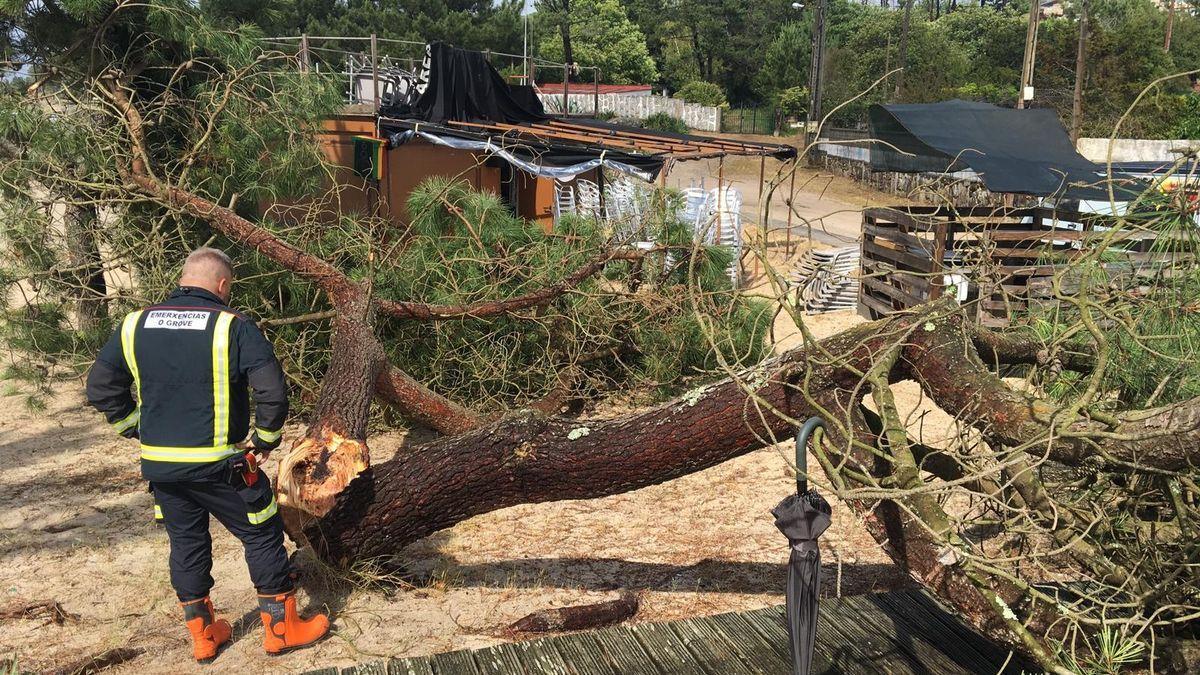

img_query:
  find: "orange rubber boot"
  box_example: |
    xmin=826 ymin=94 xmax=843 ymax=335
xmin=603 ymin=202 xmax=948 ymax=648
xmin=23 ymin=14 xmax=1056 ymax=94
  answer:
xmin=181 ymin=597 xmax=232 ymax=663
xmin=258 ymin=590 xmax=329 ymax=654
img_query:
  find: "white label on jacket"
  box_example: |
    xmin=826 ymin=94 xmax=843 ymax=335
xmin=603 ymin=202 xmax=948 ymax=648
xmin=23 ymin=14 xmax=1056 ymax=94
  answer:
xmin=144 ymin=310 xmax=212 ymax=330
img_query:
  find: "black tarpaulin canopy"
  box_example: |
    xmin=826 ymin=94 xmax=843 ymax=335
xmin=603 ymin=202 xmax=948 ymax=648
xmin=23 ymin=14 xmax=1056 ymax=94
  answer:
xmin=380 ymin=41 xmax=548 ymax=125
xmin=868 ymin=100 xmax=1138 ymax=200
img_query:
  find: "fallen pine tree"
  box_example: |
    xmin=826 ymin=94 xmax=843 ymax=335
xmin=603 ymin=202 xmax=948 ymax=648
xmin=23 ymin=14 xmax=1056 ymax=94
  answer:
xmin=6 ymin=7 xmax=1200 ymax=671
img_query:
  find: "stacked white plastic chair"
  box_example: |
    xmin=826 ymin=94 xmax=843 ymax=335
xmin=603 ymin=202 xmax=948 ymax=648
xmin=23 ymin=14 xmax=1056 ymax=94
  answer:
xmin=606 ymin=177 xmax=647 ymax=241
xmin=552 ymin=181 xmax=577 ymax=226
xmin=680 ymin=187 xmax=708 ymax=233
xmin=706 ymin=186 xmax=743 ymax=286
xmin=792 ymin=246 xmax=860 ymax=313
xmin=576 ymin=179 xmax=603 ymax=220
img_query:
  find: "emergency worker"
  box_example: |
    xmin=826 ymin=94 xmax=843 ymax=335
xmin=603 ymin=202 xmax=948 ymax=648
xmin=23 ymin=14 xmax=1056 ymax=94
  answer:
xmin=86 ymin=247 xmax=329 ymax=662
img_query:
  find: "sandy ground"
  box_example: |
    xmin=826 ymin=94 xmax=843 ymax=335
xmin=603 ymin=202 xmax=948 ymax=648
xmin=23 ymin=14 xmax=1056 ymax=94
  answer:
xmin=0 ymin=167 xmax=929 ymax=673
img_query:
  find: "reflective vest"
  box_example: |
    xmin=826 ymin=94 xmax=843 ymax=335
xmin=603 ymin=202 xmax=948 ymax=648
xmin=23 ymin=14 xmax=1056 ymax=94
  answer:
xmin=87 ymin=287 xmax=287 ymax=482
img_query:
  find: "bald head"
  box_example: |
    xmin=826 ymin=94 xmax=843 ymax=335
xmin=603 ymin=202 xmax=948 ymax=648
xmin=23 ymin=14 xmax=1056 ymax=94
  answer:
xmin=180 ymin=247 xmax=234 ymax=303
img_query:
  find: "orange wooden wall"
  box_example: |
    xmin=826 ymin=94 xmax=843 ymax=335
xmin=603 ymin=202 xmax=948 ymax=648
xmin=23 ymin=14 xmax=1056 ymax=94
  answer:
xmin=285 ymin=113 xmax=594 ymax=234
xmin=314 ymin=114 xmax=502 ymax=223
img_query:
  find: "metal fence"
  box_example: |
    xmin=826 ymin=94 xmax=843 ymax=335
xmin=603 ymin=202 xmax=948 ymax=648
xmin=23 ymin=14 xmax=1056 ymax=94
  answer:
xmin=260 ymin=35 xmax=598 ymax=113
xmin=720 ymin=107 xmax=781 ymax=135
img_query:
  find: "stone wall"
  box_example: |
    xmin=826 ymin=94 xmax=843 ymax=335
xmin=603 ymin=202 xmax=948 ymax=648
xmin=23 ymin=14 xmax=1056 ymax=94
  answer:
xmin=1077 ymin=137 xmax=1200 ymax=163
xmin=537 ymin=93 xmax=721 ymax=132
xmin=814 ymin=144 xmax=1020 ymax=207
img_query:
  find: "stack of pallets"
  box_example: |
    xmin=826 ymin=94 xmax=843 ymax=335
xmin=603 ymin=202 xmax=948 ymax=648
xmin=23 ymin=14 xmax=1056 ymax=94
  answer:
xmin=793 ymin=246 xmax=860 ymax=313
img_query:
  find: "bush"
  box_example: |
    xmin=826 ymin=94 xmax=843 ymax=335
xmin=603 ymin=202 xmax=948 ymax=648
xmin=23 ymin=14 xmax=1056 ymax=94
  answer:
xmin=641 ymin=112 xmax=690 ymax=134
xmin=1170 ymin=93 xmax=1200 ymax=140
xmin=675 ymin=80 xmax=727 ymax=107
xmin=776 ymin=86 xmax=809 ymax=118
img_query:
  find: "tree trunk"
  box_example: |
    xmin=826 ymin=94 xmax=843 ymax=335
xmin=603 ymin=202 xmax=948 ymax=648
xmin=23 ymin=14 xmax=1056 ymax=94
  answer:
xmin=894 ymin=0 xmax=915 ymax=99
xmin=62 ymin=200 xmax=106 ymax=332
xmin=286 ymin=306 xmax=1039 ymax=653
xmin=278 ymin=302 xmax=380 ymax=519
xmin=1166 ymin=0 xmax=1175 ymax=53
xmin=690 ymin=26 xmax=706 ymax=82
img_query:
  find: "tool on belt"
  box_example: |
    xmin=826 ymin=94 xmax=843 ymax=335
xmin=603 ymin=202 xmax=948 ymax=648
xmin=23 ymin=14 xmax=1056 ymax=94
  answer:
xmin=228 ymin=452 xmax=260 ymax=487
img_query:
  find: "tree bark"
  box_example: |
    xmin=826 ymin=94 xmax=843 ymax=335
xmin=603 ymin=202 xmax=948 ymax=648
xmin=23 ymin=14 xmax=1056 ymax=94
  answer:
xmin=509 ymin=592 xmax=638 ymax=633
xmin=299 ymin=315 xmax=889 ymax=560
xmin=1165 ymin=0 xmax=1175 ymax=53
xmin=557 ymin=0 xmax=574 ymax=71
xmin=907 ymin=313 xmax=1200 ymax=471
xmin=277 ymin=302 xmax=380 ymax=518
xmin=62 ymin=200 xmax=106 ymax=332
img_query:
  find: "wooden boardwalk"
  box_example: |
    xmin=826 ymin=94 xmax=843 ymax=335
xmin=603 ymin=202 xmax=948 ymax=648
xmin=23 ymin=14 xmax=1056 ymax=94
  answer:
xmin=306 ymin=589 xmax=1031 ymax=674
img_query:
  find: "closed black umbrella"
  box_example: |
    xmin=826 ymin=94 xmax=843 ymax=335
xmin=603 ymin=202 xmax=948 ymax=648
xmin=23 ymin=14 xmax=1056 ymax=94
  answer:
xmin=772 ymin=417 xmax=833 ymax=675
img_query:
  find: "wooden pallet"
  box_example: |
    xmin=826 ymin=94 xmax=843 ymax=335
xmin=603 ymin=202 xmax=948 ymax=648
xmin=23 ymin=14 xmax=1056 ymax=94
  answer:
xmin=857 ymin=205 xmax=1184 ymax=326
xmin=305 ymin=589 xmax=1031 ymax=675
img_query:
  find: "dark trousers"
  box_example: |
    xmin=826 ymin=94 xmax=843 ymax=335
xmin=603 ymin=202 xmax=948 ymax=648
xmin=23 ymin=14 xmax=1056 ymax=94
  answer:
xmin=151 ymin=472 xmax=293 ymax=602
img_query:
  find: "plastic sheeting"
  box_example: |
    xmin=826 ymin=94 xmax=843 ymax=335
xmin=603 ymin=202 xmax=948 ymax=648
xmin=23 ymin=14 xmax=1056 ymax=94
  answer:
xmin=386 ymin=123 xmax=662 ymax=181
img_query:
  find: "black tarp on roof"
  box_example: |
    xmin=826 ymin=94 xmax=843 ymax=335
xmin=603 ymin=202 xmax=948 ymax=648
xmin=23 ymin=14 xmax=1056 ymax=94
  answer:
xmin=380 ymin=41 xmax=547 ymax=124
xmin=868 ymin=100 xmax=1139 ymax=199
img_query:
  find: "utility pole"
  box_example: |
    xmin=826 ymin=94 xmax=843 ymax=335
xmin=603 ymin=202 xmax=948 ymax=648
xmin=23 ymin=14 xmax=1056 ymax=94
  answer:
xmin=894 ymin=0 xmax=915 ymax=99
xmin=1070 ymin=0 xmax=1088 ymax=143
xmin=806 ymin=0 xmax=828 ymax=147
xmin=1017 ymin=0 xmax=1041 ymax=109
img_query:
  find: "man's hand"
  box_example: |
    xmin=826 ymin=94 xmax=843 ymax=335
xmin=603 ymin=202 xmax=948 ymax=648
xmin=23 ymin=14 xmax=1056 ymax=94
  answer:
xmin=236 ymin=440 xmax=271 ymax=462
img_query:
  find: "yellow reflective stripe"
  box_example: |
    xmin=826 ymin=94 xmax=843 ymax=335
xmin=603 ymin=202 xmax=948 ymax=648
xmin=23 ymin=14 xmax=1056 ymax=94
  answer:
xmin=111 ymin=407 xmax=140 ymax=433
xmin=153 ymin=504 xmax=163 ymax=520
xmin=255 ymin=427 xmax=282 ymax=443
xmin=211 ymin=312 xmax=235 ymax=449
xmin=247 ymin=495 xmax=278 ymax=525
xmin=120 ymin=310 xmax=145 ymax=401
xmin=140 ymin=444 xmax=239 ymax=463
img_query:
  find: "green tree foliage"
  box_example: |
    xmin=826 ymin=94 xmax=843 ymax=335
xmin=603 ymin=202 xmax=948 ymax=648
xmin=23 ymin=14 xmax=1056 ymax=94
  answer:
xmin=0 ymin=0 xmax=345 ymax=406
xmin=819 ymin=6 xmax=971 ymax=125
xmin=618 ymin=0 xmax=797 ymax=102
xmin=755 ymin=21 xmax=811 ymax=104
xmin=611 ymin=0 xmax=1200 ymax=136
xmin=537 ymin=0 xmax=658 ymax=84
xmin=674 ymin=80 xmax=726 ymax=107
xmin=937 ymin=6 xmax=1025 ymax=101
xmin=279 ymin=0 xmax=525 ymax=55
xmin=1169 ymin=93 xmax=1200 ymax=139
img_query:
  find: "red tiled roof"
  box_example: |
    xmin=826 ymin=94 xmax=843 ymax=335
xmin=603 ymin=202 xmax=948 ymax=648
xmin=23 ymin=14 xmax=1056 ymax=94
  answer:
xmin=536 ymin=83 xmax=653 ymax=95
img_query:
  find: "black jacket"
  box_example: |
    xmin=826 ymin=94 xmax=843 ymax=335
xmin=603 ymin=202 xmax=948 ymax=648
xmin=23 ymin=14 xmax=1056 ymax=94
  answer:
xmin=86 ymin=287 xmax=288 ymax=482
